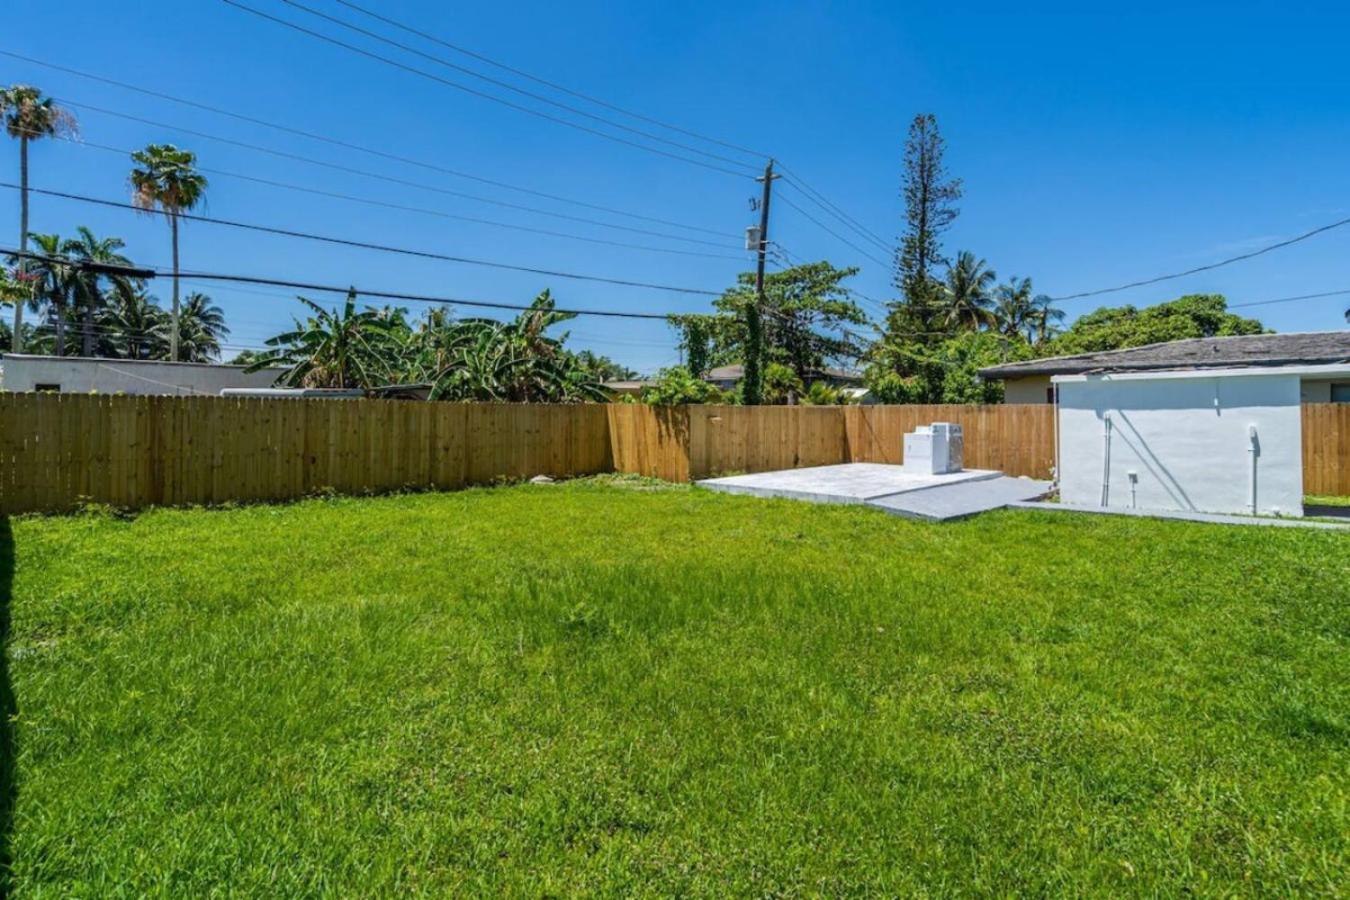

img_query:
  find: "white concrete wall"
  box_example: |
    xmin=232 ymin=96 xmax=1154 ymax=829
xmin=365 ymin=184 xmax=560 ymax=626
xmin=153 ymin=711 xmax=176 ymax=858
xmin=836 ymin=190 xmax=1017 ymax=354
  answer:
xmin=0 ymin=356 xmax=286 ymax=396
xmin=1003 ymin=375 xmax=1052 ymax=404
xmin=1058 ymin=373 xmax=1304 ymax=516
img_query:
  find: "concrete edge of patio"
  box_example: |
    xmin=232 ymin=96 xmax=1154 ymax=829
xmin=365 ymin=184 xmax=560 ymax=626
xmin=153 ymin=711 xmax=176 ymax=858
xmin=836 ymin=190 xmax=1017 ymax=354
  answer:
xmin=1010 ymin=501 xmax=1350 ymax=529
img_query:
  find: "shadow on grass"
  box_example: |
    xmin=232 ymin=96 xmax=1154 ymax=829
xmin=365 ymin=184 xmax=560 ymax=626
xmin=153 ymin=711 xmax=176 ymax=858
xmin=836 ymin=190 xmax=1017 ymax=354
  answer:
xmin=0 ymin=517 xmax=13 ymax=895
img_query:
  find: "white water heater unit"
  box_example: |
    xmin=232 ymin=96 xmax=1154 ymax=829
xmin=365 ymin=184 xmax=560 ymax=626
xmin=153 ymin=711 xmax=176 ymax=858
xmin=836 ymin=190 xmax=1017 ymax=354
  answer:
xmin=904 ymin=422 xmax=963 ymax=475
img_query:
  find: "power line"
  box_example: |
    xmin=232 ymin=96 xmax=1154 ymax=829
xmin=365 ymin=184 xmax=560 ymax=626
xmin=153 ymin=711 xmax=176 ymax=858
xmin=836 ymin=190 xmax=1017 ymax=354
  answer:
xmin=775 ymin=168 xmax=892 ymax=253
xmin=776 ymin=192 xmax=891 ymax=268
xmin=54 ymin=97 xmax=743 ymax=250
xmin=3 ymin=248 xmax=682 ymax=320
xmin=0 ymin=49 xmax=738 ymax=239
xmin=1 ymin=184 xmax=724 ymax=296
xmin=1047 ymin=216 xmax=1350 ymax=302
xmin=330 ymin=0 xmax=771 ymax=161
xmin=276 ymin=0 xmax=762 ymax=172
xmin=221 ymin=0 xmax=756 ymax=179
xmin=62 ymin=136 xmax=749 ymax=262
xmin=767 ymin=239 xmax=892 ymax=321
xmin=1229 ymin=288 xmax=1350 ymax=309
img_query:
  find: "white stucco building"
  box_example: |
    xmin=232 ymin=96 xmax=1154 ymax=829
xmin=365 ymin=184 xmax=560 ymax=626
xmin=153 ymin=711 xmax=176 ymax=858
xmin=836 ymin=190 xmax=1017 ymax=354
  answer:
xmin=0 ymin=354 xmax=288 ymax=396
xmin=981 ymin=332 xmax=1350 ymax=517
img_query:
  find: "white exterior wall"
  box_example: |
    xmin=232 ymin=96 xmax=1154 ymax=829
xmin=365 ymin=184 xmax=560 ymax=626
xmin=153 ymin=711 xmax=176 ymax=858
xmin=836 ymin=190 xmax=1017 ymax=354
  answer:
xmin=1057 ymin=373 xmax=1304 ymax=517
xmin=0 ymin=356 xmax=286 ymax=396
xmin=1002 ymin=375 xmax=1052 ymax=404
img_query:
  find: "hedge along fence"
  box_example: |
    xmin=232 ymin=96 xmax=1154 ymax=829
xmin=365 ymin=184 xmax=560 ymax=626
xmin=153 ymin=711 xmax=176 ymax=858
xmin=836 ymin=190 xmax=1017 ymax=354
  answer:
xmin=2 ymin=394 xmax=1344 ymax=514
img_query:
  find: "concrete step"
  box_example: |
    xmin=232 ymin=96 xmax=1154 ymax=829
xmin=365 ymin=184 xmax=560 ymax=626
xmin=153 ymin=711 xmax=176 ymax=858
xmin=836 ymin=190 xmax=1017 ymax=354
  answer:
xmin=866 ymin=477 xmax=1053 ymax=522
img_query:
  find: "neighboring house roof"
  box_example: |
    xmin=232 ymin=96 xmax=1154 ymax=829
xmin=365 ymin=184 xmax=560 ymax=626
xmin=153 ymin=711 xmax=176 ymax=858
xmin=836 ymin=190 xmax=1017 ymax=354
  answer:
xmin=0 ymin=352 xmax=287 ymax=372
xmin=601 ymin=380 xmax=652 ymax=392
xmin=704 ymin=363 xmax=863 ymax=384
xmin=979 ymin=331 xmax=1350 ymax=379
xmin=368 ymin=383 xmax=434 ymax=401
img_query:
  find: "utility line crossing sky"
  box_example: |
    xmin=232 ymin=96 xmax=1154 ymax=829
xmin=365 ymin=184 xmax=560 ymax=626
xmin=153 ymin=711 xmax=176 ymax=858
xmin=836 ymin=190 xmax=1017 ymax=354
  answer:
xmin=5 ymin=0 xmax=1348 ymax=370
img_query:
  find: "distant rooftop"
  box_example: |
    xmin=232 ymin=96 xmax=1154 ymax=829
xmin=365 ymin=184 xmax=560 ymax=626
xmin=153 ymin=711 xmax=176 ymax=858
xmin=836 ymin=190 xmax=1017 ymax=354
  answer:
xmin=979 ymin=331 xmax=1350 ymax=379
xmin=0 ymin=353 xmax=287 ymax=371
xmin=705 ymin=364 xmax=862 ymax=384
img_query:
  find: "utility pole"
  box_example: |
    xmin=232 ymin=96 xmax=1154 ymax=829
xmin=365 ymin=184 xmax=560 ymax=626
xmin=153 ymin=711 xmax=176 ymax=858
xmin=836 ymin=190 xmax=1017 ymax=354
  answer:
xmin=744 ymin=159 xmax=777 ymax=406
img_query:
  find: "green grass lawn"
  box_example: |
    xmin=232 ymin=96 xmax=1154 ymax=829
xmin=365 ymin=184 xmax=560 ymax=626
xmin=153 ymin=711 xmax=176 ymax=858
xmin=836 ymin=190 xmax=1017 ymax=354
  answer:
xmin=2 ymin=478 xmax=1346 ymax=895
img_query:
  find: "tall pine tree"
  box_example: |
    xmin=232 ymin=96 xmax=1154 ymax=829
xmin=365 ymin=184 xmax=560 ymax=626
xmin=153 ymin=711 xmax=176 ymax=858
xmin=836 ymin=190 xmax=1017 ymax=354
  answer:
xmin=888 ymin=113 xmax=962 ymax=339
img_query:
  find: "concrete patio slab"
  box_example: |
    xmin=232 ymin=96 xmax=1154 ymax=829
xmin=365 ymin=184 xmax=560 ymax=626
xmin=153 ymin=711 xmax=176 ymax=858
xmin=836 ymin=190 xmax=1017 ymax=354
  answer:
xmin=869 ymin=477 xmax=1054 ymax=522
xmin=698 ymin=463 xmax=1001 ymax=505
xmin=1010 ymin=501 xmax=1350 ymax=530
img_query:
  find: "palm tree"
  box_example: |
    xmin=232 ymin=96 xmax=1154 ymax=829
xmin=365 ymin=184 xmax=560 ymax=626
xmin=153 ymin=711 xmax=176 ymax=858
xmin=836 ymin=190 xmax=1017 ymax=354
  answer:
xmin=100 ymin=283 xmax=167 ymax=359
xmin=993 ymin=276 xmax=1036 ymax=340
xmin=247 ymin=290 xmax=398 ymax=388
xmin=1 ymin=85 xmax=76 ymax=352
xmin=1028 ymin=294 xmax=1066 ymax=346
xmin=64 ymin=227 xmax=133 ymax=356
xmin=940 ymin=251 xmax=997 ymax=330
xmin=25 ymin=233 xmax=77 ymax=355
xmin=169 ymin=291 xmax=229 ymax=362
xmin=427 ymin=292 xmax=607 ymax=402
xmin=129 ymin=144 xmax=207 ymax=361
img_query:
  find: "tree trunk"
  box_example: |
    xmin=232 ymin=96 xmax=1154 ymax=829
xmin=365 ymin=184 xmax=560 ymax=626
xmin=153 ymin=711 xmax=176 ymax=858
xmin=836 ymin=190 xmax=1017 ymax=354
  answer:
xmin=170 ymin=213 xmax=180 ymax=362
xmin=13 ymin=136 xmax=27 ymax=352
xmin=82 ymin=286 xmax=95 ymax=357
xmin=54 ymin=297 xmax=64 ymax=356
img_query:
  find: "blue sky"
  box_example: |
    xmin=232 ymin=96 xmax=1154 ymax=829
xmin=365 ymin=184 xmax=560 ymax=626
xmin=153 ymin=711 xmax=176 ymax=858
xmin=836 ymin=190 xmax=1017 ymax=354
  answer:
xmin=5 ymin=0 xmax=1348 ymax=371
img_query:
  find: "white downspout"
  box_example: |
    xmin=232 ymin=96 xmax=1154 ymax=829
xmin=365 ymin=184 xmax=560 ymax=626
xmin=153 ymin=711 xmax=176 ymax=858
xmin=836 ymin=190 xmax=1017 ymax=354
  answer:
xmin=1247 ymin=424 xmax=1259 ymax=515
xmin=1100 ymin=413 xmax=1112 ymax=507
xmin=1052 ymin=382 xmax=1061 ymax=489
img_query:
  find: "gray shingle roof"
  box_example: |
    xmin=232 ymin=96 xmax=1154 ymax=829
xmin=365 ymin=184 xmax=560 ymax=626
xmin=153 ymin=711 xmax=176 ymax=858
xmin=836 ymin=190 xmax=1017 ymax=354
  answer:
xmin=979 ymin=331 xmax=1350 ymax=378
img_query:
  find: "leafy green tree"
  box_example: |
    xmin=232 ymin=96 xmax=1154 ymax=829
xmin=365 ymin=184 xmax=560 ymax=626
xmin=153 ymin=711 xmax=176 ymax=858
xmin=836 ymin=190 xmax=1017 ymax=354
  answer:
xmin=866 ymin=330 xmax=1032 ymax=404
xmin=248 ymin=290 xmax=400 ymax=388
xmin=888 ymin=113 xmax=962 ymax=336
xmin=130 ymin=144 xmax=208 ymax=361
xmin=64 ymin=227 xmax=134 ymax=356
xmin=675 ymin=262 xmax=868 ymax=390
xmin=1027 ymin=295 xmax=1065 ymax=346
xmin=940 ymin=251 xmax=996 ymax=329
xmin=1049 ymin=294 xmax=1267 ymax=355
xmin=570 ymin=350 xmax=636 ymax=382
xmin=0 ymin=265 xmax=33 ymax=350
xmin=169 ymin=291 xmax=229 ymax=362
xmin=226 ymin=348 xmax=266 ymax=367
xmin=639 ymin=366 xmax=733 ymax=406
xmin=761 ymin=362 xmax=805 ymax=405
xmin=1 ymin=85 xmax=76 ymax=352
xmin=406 ymin=291 xmax=608 ymax=402
xmin=802 ymin=380 xmax=847 ymax=405
xmin=672 ymin=315 xmax=712 ymax=378
xmin=993 ymin=276 xmax=1036 ymax=339
xmin=100 ymin=283 xmax=168 ymax=359
xmin=24 ymin=233 xmax=77 ymax=355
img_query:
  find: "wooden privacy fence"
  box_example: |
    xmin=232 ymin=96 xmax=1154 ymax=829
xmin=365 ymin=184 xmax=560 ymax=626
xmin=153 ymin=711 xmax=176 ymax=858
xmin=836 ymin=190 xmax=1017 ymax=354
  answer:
xmin=0 ymin=394 xmax=613 ymax=514
xmin=0 ymin=394 xmax=1345 ymax=514
xmin=1303 ymin=403 xmax=1350 ymax=496
xmin=609 ymin=404 xmax=1057 ymax=483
